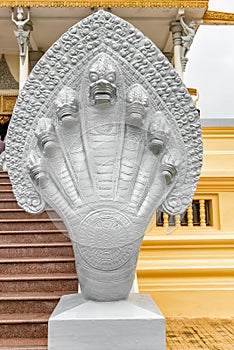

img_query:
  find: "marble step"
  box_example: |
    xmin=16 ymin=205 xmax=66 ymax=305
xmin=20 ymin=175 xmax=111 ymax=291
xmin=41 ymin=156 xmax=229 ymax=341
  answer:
xmin=0 ymin=209 xmax=61 ymax=220
xmin=0 ymin=291 xmax=74 ymax=314
xmin=0 ymin=183 xmax=12 ymax=191
xmin=0 ymin=257 xmax=76 ymax=275
xmin=0 ymin=230 xmax=70 ymax=243
xmin=0 ymin=219 xmax=66 ymax=231
xmin=0 ymin=171 xmax=8 ymax=176
xmin=0 ymin=199 xmax=21 ymax=209
xmin=0 ymin=313 xmax=49 ymax=339
xmin=0 ymin=179 xmax=11 ymax=185
xmin=0 ymin=337 xmax=47 ymax=349
xmin=0 ymin=171 xmax=76 ymax=346
xmin=0 ymin=190 xmax=15 ymax=199
xmin=0 ymin=274 xmax=78 ymax=292
xmin=0 ymin=243 xmax=73 ymax=258
xmin=0 ymin=174 xmax=11 ymax=184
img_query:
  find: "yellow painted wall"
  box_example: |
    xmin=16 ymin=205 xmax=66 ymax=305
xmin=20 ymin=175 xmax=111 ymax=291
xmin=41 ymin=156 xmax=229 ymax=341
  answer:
xmin=219 ymin=192 xmax=234 ymax=231
xmin=138 ymin=127 xmax=234 ymax=317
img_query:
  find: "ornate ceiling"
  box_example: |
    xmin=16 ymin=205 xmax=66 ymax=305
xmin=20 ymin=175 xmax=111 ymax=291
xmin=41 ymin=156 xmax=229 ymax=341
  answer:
xmin=0 ymin=6 xmax=207 ymax=55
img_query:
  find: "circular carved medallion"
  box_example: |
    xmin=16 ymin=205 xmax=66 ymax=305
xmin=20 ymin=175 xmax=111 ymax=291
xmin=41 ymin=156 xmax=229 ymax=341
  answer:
xmin=76 ymin=209 xmax=139 ymax=270
xmin=78 ymin=209 xmax=135 ymax=248
xmin=77 ymin=242 xmax=139 ymax=271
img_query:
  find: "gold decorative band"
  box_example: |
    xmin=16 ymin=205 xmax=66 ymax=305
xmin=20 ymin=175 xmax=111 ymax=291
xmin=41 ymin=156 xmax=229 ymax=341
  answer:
xmin=203 ymin=11 xmax=234 ymax=25
xmin=188 ymin=88 xmax=197 ymax=96
xmin=0 ymin=0 xmax=209 ymax=8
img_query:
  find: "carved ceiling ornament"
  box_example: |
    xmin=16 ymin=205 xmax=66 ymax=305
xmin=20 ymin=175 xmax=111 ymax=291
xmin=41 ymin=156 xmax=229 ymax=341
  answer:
xmin=6 ymin=10 xmax=202 ymax=301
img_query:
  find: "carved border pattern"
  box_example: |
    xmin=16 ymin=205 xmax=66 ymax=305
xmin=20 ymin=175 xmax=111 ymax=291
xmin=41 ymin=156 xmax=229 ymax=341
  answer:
xmin=6 ymin=10 xmax=202 ymax=215
xmin=203 ymin=11 xmax=234 ymax=25
xmin=0 ymin=0 xmax=209 ymax=8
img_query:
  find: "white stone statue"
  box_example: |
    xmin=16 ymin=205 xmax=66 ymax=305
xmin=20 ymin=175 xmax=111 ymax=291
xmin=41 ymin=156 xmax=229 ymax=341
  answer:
xmin=11 ymin=7 xmax=31 ymax=62
xmin=5 ymin=10 xmax=202 ymax=302
xmin=180 ymin=16 xmax=196 ymax=57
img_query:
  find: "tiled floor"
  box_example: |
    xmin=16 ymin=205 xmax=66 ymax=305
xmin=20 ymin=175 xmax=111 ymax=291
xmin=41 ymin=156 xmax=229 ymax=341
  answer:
xmin=0 ymin=318 xmax=233 ymax=349
xmin=166 ymin=318 xmax=234 ymax=349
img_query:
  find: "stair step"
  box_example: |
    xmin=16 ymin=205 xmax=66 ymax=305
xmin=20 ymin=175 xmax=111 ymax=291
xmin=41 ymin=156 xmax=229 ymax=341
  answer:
xmin=0 ymin=312 xmax=49 ymax=323
xmin=0 ymin=257 xmax=76 ymax=275
xmin=0 ymin=313 xmax=49 ymax=339
xmin=0 ymin=170 xmax=11 ymax=185
xmin=0 ymin=171 xmax=8 ymax=176
xmin=0 ymin=291 xmax=74 ymax=314
xmin=0 ymin=337 xmax=47 ymax=349
xmin=0 ymin=199 xmax=20 ymax=209
xmin=0 ymin=243 xmax=73 ymax=258
xmin=0 ymin=190 xmax=15 ymax=199
xmin=0 ymin=209 xmax=61 ymax=220
xmin=0 ymin=219 xmax=66 ymax=231
xmin=0 ymin=170 xmax=77 ymax=344
xmin=0 ymin=274 xmax=78 ymax=292
xmin=0 ymin=183 xmax=12 ymax=190
xmin=0 ymin=175 xmax=11 ymax=183
xmin=0 ymin=230 xmax=70 ymax=243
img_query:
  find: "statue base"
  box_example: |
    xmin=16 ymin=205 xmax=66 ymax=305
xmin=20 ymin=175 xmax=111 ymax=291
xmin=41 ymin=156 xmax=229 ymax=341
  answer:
xmin=48 ymin=293 xmax=166 ymax=350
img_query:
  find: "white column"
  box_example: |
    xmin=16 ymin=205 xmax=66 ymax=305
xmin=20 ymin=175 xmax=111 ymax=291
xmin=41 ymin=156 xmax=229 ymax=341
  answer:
xmin=19 ymin=47 xmax=29 ymax=91
xmin=170 ymin=21 xmax=183 ymax=79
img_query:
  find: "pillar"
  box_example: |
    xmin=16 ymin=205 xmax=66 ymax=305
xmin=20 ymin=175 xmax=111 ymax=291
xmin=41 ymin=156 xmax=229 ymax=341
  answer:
xmin=19 ymin=47 xmax=29 ymax=91
xmin=170 ymin=21 xmax=183 ymax=79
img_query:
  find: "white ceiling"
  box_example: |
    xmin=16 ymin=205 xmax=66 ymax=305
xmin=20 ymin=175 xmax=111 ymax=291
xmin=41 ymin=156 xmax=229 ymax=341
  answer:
xmin=0 ymin=7 xmax=206 ymax=55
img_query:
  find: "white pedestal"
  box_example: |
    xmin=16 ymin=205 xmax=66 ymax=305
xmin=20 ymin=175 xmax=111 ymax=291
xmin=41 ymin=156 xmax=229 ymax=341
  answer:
xmin=48 ymin=293 xmax=166 ymax=350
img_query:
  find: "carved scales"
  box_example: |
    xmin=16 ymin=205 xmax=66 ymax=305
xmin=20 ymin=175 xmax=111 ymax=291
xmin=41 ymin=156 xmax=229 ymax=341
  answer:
xmin=6 ymin=10 xmax=202 ymax=301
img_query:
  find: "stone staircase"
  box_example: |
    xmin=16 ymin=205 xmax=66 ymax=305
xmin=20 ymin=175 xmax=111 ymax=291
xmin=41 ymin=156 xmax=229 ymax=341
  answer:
xmin=0 ymin=169 xmax=78 ymax=349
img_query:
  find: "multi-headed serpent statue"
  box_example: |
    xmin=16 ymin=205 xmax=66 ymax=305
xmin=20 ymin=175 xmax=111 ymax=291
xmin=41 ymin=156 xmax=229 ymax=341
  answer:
xmin=5 ymin=10 xmax=202 ymax=302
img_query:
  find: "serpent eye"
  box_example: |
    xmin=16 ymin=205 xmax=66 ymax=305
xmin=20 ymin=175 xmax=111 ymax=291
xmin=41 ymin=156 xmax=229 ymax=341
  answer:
xmin=89 ymin=72 xmax=99 ymax=82
xmin=106 ymin=72 xmax=116 ymax=83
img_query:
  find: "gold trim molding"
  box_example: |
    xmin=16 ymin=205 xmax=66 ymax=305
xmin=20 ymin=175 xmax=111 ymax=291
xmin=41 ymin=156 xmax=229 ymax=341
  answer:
xmin=0 ymin=0 xmax=209 ymax=8
xmin=141 ymin=234 xmax=234 ymax=251
xmin=203 ymin=11 xmax=234 ymax=25
xmin=202 ymin=127 xmax=234 ymax=137
xmin=197 ymin=176 xmax=234 ymax=192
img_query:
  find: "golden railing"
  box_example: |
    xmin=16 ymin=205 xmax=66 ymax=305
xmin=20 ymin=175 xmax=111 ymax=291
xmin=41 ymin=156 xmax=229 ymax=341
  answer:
xmin=156 ymin=199 xmax=211 ymax=228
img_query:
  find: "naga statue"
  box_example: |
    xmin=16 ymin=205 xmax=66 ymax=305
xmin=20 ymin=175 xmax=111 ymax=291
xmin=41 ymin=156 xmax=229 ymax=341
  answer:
xmin=5 ymin=10 xmax=202 ymax=302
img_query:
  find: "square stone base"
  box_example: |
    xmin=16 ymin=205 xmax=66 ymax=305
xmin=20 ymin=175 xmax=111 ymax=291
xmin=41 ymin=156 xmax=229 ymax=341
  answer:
xmin=48 ymin=293 xmax=166 ymax=350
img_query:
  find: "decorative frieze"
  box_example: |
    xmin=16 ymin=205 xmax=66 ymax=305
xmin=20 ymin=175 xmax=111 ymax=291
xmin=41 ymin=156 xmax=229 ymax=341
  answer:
xmin=0 ymin=1 xmax=210 ymax=8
